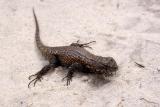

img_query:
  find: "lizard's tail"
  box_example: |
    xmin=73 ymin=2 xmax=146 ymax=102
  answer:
xmin=33 ymin=8 xmax=47 ymax=53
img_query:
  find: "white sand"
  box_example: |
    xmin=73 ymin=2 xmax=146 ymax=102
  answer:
xmin=0 ymin=0 xmax=160 ymax=107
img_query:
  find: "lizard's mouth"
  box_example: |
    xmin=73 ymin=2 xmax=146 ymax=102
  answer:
xmin=102 ymin=67 xmax=118 ymax=77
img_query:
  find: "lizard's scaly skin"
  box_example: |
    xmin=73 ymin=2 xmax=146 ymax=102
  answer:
xmin=29 ymin=9 xmax=118 ymax=87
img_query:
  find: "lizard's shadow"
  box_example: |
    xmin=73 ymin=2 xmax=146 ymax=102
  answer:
xmin=78 ymin=72 xmax=111 ymax=88
xmin=56 ymin=67 xmax=111 ymax=88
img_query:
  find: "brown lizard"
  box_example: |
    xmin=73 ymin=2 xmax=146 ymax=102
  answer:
xmin=28 ymin=9 xmax=118 ymax=88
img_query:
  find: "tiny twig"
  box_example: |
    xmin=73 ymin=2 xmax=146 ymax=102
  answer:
xmin=140 ymin=98 xmax=159 ymax=106
xmin=135 ymin=62 xmax=145 ymax=68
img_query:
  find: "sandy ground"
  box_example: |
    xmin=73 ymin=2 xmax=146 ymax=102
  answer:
xmin=0 ymin=0 xmax=160 ymax=107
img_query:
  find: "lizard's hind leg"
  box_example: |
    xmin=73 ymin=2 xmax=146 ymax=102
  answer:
xmin=70 ymin=40 xmax=96 ymax=49
xmin=28 ymin=58 xmax=58 ymax=88
xmin=28 ymin=64 xmax=54 ymax=88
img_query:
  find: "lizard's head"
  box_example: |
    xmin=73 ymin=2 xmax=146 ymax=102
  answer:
xmin=96 ymin=57 xmax=118 ymax=77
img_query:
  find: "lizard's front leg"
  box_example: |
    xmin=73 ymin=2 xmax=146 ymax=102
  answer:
xmin=70 ymin=40 xmax=96 ymax=49
xmin=62 ymin=62 xmax=83 ymax=86
xmin=28 ymin=58 xmax=58 ymax=88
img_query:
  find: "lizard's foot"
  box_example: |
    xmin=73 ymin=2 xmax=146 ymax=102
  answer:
xmin=28 ymin=74 xmax=43 ymax=88
xmin=28 ymin=64 xmax=54 ymax=88
xmin=62 ymin=70 xmax=74 ymax=86
xmin=70 ymin=40 xmax=96 ymax=49
xmin=62 ymin=63 xmax=82 ymax=86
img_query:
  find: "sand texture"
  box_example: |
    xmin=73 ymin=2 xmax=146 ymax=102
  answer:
xmin=0 ymin=0 xmax=160 ymax=107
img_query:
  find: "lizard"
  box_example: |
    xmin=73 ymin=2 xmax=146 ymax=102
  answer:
xmin=28 ymin=9 xmax=118 ymax=88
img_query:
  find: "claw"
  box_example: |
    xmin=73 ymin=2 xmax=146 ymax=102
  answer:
xmin=28 ymin=74 xmax=37 ymax=80
xmin=28 ymin=75 xmax=42 ymax=88
xmin=33 ymin=79 xmax=39 ymax=87
xmin=80 ymin=41 xmax=96 ymax=47
xmin=62 ymin=75 xmax=72 ymax=86
xmin=28 ymin=78 xmax=37 ymax=88
xmin=82 ymin=41 xmax=96 ymax=46
xmin=81 ymin=41 xmax=96 ymax=49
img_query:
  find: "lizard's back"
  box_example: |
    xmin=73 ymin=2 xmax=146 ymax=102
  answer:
xmin=46 ymin=46 xmax=101 ymax=69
